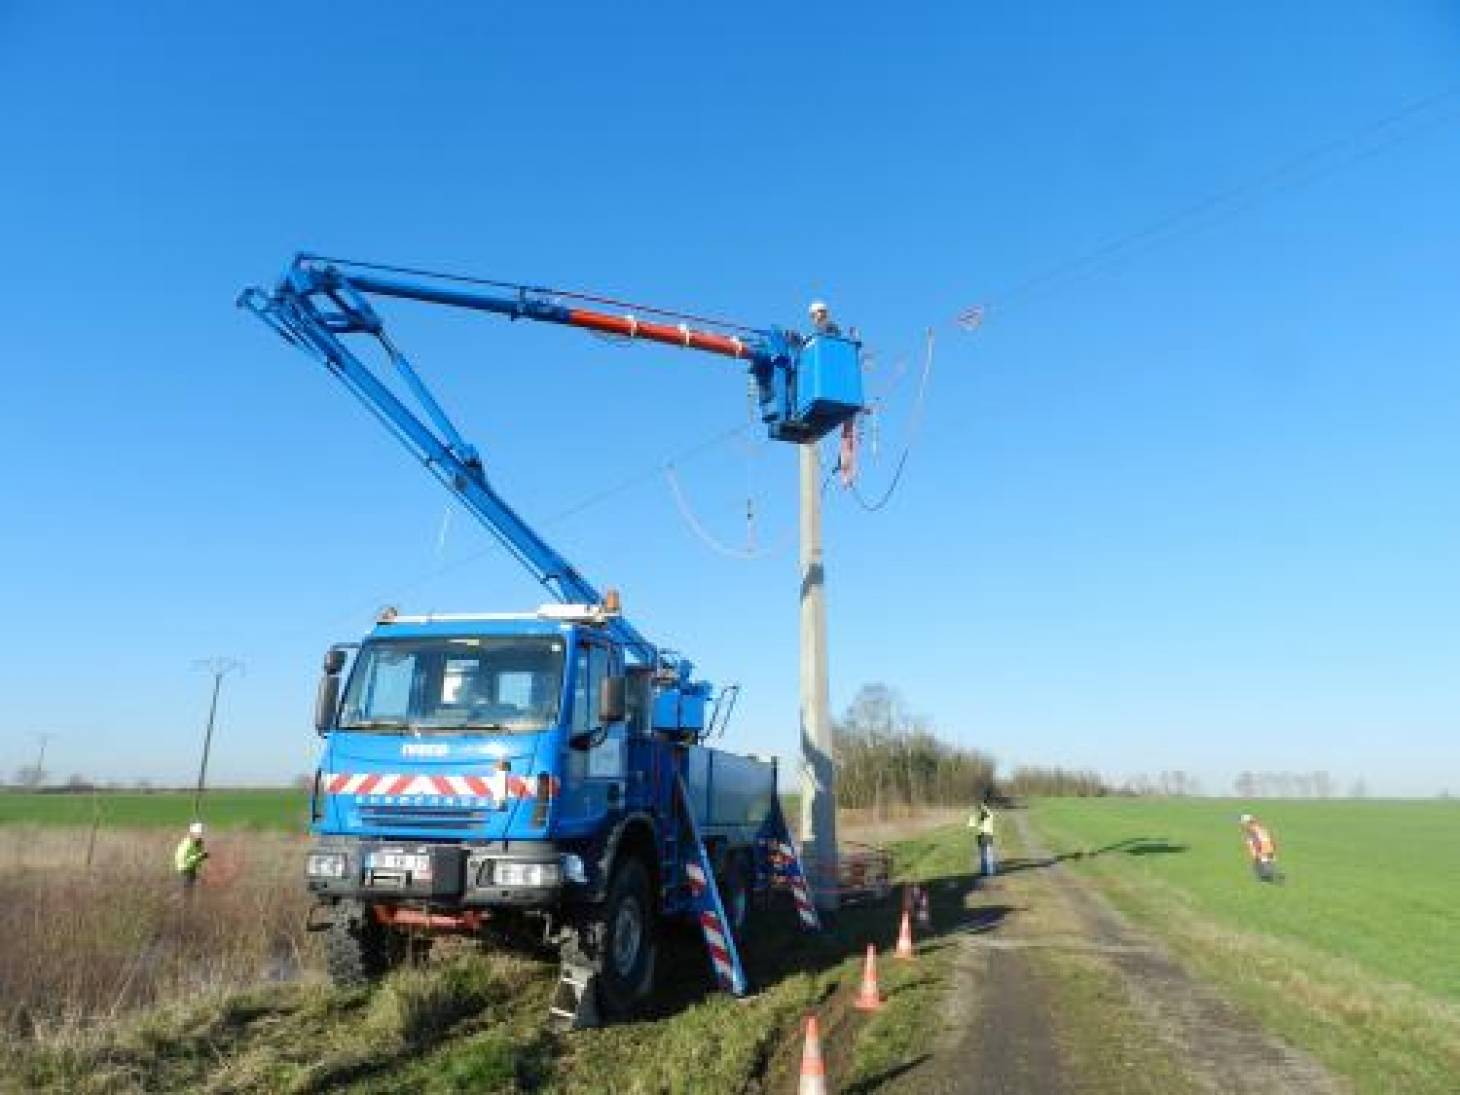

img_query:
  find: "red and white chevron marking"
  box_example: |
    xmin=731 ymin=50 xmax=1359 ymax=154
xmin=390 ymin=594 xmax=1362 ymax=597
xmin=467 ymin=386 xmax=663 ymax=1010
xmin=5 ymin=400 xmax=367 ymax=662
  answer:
xmin=698 ymin=910 xmax=735 ymax=989
xmin=324 ymin=772 xmax=557 ymax=799
xmin=684 ymin=861 xmax=735 ymax=989
xmin=779 ymin=841 xmax=820 ymax=928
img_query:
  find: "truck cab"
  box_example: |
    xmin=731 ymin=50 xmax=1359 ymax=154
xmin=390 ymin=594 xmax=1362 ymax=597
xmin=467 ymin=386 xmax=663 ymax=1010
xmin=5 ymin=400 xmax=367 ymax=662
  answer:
xmin=308 ymin=608 xmax=647 ymax=907
xmin=304 ymin=605 xmax=774 ymax=1015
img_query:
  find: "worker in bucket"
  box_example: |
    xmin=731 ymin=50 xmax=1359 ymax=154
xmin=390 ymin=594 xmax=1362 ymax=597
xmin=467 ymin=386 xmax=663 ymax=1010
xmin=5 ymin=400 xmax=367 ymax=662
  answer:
xmin=175 ymin=820 xmax=209 ymax=894
xmin=808 ymin=300 xmax=842 ymax=336
xmin=1239 ymin=813 xmax=1279 ymax=882
xmin=969 ymin=800 xmax=997 ymax=877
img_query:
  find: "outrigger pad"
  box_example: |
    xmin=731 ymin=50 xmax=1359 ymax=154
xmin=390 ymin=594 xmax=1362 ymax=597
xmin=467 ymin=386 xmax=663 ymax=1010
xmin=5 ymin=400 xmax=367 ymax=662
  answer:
xmin=547 ymin=959 xmax=601 ymax=1031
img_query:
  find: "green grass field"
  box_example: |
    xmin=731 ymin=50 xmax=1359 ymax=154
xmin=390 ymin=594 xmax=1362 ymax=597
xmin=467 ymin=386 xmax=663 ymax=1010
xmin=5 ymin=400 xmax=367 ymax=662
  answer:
xmin=0 ymin=789 xmax=309 ymax=831
xmin=1030 ymin=797 xmax=1460 ymax=1093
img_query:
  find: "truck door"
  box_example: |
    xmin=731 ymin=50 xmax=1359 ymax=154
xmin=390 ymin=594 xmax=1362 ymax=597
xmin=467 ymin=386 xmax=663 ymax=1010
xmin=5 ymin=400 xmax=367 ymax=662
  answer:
xmin=622 ymin=665 xmax=655 ymax=815
xmin=562 ymin=640 xmax=627 ymax=828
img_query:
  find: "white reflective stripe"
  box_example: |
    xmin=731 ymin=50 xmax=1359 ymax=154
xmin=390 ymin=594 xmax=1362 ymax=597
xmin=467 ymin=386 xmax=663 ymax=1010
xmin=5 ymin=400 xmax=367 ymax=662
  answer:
xmin=446 ymin=775 xmax=474 ymax=796
xmin=340 ymin=774 xmax=369 ymax=794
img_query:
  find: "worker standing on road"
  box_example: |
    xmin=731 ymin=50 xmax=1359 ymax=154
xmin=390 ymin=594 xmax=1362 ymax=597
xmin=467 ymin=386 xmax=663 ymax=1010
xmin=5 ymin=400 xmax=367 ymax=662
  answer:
xmin=175 ymin=821 xmax=209 ymax=895
xmin=1239 ymin=813 xmax=1278 ymax=882
xmin=969 ymin=800 xmax=997 ymax=877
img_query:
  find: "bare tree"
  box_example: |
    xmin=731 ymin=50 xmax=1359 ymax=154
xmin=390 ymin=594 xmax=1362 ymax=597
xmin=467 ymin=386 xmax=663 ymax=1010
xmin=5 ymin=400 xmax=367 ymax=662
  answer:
xmin=14 ymin=765 xmax=46 ymax=789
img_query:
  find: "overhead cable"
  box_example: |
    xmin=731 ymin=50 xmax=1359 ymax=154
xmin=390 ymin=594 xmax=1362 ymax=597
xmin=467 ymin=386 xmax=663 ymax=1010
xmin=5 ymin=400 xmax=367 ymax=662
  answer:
xmin=849 ymin=328 xmax=935 ymax=513
xmin=955 ymin=84 xmax=1460 ymax=326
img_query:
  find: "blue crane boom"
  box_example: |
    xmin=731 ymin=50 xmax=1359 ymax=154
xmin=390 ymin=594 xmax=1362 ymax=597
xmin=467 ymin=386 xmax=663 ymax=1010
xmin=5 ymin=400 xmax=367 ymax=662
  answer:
xmin=243 ymin=255 xmax=856 ymax=1013
xmin=239 ymin=255 xmax=863 ymax=673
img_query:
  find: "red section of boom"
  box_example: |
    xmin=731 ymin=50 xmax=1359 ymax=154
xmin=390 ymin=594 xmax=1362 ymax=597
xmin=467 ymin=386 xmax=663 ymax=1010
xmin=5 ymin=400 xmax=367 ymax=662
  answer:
xmin=566 ymin=308 xmax=751 ymax=359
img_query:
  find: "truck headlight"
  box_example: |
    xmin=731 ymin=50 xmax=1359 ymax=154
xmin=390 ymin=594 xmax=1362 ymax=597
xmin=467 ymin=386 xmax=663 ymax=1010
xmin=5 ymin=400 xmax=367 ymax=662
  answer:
xmin=493 ymin=861 xmax=561 ymax=888
xmin=306 ymin=852 xmax=347 ymax=879
xmin=561 ymin=853 xmax=587 ymax=884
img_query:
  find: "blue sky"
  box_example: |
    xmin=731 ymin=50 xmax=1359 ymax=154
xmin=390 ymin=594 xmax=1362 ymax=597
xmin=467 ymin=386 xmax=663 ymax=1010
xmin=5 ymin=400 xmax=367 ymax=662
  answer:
xmin=2 ymin=3 xmax=1457 ymax=795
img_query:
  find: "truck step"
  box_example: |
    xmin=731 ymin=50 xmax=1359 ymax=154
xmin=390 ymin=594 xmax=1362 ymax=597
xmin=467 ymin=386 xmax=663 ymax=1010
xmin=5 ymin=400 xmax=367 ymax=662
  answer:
xmin=547 ymin=961 xmax=601 ymax=1031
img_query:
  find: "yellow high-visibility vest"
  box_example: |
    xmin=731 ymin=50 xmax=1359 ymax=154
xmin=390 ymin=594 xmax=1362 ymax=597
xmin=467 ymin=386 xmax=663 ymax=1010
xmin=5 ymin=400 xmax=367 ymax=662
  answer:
xmin=175 ymin=837 xmax=206 ymax=874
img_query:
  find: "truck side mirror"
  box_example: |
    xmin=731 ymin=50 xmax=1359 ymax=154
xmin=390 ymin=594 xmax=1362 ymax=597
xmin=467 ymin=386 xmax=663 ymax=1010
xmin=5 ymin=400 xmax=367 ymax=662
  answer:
xmin=323 ymin=647 xmax=348 ymax=675
xmin=599 ymin=676 xmax=626 ymax=725
xmin=315 ymin=671 xmax=343 ymax=735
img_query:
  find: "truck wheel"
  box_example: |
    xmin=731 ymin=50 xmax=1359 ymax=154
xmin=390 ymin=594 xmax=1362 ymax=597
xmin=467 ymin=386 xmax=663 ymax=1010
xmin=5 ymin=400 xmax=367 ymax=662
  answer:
xmin=325 ymin=900 xmax=404 ymax=985
xmin=592 ymin=857 xmax=657 ymax=1017
xmin=719 ymin=853 xmax=753 ymax=940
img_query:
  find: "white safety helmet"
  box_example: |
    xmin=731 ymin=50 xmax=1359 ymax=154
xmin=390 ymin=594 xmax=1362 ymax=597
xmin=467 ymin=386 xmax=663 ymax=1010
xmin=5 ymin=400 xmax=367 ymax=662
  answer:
xmin=188 ymin=821 xmax=205 ymax=837
xmin=1238 ymin=814 xmax=1254 ymax=824
xmin=808 ymin=300 xmax=829 ymax=319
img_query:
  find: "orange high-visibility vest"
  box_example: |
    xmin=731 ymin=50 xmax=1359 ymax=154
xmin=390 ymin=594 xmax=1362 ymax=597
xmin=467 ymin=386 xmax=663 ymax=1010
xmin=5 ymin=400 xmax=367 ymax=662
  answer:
xmin=1245 ymin=824 xmax=1275 ymax=859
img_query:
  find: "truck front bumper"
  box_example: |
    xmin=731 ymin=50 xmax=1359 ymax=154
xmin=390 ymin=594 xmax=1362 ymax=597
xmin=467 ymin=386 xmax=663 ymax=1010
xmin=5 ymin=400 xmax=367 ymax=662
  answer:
xmin=306 ymin=839 xmax=589 ymax=908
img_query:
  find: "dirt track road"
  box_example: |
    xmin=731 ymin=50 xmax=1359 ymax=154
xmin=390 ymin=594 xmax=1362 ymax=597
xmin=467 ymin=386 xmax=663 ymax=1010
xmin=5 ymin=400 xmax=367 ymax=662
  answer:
xmin=883 ymin=812 xmax=1344 ymax=1095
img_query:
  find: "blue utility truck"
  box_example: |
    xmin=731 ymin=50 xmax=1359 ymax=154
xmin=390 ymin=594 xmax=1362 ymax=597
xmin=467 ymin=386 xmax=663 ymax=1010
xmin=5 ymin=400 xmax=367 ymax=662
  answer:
xmin=241 ymin=256 xmax=861 ymax=1021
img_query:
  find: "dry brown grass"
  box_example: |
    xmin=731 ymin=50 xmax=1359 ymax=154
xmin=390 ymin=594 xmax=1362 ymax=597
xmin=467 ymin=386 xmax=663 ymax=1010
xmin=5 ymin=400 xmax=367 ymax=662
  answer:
xmin=836 ymin=805 xmax=964 ymax=845
xmin=1 ymin=826 xmax=317 ymax=1041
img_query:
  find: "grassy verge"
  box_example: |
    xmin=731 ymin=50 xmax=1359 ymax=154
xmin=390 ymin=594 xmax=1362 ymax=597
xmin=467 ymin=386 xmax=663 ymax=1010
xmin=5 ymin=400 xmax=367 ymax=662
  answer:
xmin=1029 ymin=798 xmax=1460 ymax=1094
xmin=0 ymin=828 xmax=314 ymax=1038
xmin=5 ymin=817 xmax=967 ymax=1093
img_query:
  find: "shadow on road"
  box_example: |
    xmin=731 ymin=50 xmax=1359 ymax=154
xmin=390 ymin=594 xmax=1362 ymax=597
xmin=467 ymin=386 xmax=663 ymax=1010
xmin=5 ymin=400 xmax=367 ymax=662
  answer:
xmin=643 ymin=866 xmax=1008 ymax=1019
xmin=997 ymin=836 xmax=1189 ymax=876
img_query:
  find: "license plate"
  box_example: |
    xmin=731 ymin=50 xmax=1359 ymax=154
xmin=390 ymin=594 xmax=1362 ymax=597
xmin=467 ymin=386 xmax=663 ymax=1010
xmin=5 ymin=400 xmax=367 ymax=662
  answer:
xmin=369 ymin=852 xmax=431 ymax=875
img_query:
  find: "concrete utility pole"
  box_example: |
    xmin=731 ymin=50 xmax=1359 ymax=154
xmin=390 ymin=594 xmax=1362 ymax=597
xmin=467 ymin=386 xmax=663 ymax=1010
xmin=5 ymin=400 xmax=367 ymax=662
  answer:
xmin=798 ymin=442 xmax=839 ymax=912
xmin=191 ymin=658 xmax=243 ymax=818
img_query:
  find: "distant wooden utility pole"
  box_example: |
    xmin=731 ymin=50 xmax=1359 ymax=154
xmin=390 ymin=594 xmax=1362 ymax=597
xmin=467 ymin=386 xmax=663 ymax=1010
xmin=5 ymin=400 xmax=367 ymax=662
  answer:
xmin=30 ymin=732 xmax=53 ymax=788
xmin=191 ymin=658 xmax=243 ymax=819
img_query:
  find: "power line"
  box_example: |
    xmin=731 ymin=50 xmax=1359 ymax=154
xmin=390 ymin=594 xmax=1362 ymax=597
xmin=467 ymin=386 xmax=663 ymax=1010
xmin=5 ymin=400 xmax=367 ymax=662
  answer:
xmin=287 ymin=419 xmax=758 ymax=636
xmin=958 ymin=85 xmax=1460 ymax=326
xmin=663 ymin=463 xmax=792 ymax=560
xmin=849 ymin=329 xmax=937 ymax=512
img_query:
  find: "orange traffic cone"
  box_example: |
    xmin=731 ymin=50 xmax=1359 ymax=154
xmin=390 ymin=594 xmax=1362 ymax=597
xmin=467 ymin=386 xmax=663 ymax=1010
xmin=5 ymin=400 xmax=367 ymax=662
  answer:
xmin=798 ymin=1013 xmax=828 ymax=1095
xmin=853 ymin=944 xmax=884 ymax=1011
xmin=895 ymin=909 xmax=915 ymax=960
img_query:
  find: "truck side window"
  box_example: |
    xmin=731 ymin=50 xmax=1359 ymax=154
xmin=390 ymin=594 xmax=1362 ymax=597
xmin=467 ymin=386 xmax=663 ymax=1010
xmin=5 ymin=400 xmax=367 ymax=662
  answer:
xmin=625 ymin=667 xmax=651 ymax=737
xmin=587 ymin=647 xmax=607 ymax=728
xmin=570 ymin=644 xmax=610 ymax=734
xmin=571 ymin=646 xmax=592 ymax=735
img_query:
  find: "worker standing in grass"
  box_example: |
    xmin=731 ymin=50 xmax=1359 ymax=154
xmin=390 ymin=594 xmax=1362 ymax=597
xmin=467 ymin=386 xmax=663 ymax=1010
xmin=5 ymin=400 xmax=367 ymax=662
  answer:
xmin=174 ymin=821 xmax=209 ymax=894
xmin=969 ymin=800 xmax=997 ymax=877
xmin=1240 ymin=813 xmax=1279 ymax=882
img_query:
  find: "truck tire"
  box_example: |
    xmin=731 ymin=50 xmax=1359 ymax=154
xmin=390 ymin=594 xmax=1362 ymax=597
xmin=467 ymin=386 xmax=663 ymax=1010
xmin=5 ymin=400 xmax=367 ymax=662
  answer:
xmin=583 ymin=856 xmax=657 ymax=1018
xmin=325 ymin=900 xmax=404 ymax=985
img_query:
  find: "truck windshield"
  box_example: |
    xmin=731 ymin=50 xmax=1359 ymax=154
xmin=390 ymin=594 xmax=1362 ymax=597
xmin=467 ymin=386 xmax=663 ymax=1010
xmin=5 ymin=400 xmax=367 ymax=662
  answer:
xmin=339 ymin=637 xmax=565 ymax=735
